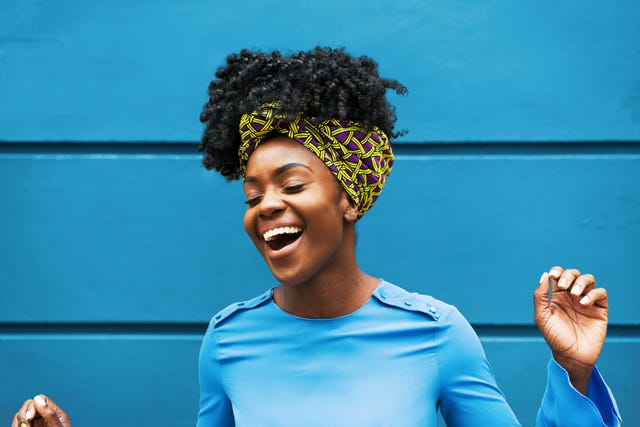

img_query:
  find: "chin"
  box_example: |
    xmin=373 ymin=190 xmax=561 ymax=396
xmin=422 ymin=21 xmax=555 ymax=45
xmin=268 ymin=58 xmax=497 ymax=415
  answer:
xmin=271 ymin=271 xmax=304 ymax=287
xmin=269 ymin=266 xmax=312 ymax=287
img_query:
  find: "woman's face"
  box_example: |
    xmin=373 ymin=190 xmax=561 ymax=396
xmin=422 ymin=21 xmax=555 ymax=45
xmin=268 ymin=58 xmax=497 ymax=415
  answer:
xmin=242 ymin=137 xmax=356 ymax=286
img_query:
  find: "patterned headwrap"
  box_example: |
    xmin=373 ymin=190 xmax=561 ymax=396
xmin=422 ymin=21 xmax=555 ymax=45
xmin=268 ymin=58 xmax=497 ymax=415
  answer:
xmin=238 ymin=104 xmax=394 ymax=219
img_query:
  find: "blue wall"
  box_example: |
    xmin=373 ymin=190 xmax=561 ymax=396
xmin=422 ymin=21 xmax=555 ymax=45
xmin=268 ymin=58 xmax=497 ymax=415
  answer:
xmin=1 ymin=1 xmax=639 ymax=426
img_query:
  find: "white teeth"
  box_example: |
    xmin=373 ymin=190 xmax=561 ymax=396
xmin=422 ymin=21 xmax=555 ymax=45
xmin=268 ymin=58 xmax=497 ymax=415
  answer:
xmin=263 ymin=226 xmax=302 ymax=242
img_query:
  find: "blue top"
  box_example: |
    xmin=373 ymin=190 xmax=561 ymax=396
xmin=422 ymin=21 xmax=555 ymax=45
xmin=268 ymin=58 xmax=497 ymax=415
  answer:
xmin=197 ymin=280 xmax=621 ymax=426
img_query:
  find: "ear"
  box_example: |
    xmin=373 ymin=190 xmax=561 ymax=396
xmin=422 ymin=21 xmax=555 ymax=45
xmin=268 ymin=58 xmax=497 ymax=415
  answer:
xmin=340 ymin=192 xmax=358 ymax=223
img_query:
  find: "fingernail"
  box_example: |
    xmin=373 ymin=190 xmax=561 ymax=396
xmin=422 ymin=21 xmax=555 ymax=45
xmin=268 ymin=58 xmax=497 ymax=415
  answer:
xmin=558 ymin=279 xmax=568 ymax=289
xmin=580 ymin=295 xmax=590 ymax=305
xmin=34 ymin=395 xmax=46 ymax=408
xmin=24 ymin=409 xmax=32 ymax=419
xmin=19 ymin=422 xmax=28 ymax=427
xmin=571 ymin=286 xmax=582 ymax=295
xmin=539 ymin=272 xmax=547 ymax=283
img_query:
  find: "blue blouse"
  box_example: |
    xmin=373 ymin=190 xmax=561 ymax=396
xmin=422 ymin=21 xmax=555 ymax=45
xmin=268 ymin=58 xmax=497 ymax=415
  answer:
xmin=198 ymin=280 xmax=620 ymax=426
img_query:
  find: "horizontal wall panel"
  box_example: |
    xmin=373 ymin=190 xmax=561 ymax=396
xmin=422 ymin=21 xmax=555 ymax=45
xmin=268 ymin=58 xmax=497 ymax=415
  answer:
xmin=0 ymin=336 xmax=201 ymax=427
xmin=0 ymin=154 xmax=267 ymax=322
xmin=363 ymin=153 xmax=640 ymax=325
xmin=1 ymin=1 xmax=639 ymax=142
xmin=1 ymin=153 xmax=638 ymax=324
xmin=0 ymin=336 xmax=635 ymax=427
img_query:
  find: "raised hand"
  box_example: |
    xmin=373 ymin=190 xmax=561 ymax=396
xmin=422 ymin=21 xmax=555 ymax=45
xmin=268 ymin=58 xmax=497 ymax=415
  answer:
xmin=11 ymin=395 xmax=72 ymax=427
xmin=533 ymin=266 xmax=609 ymax=394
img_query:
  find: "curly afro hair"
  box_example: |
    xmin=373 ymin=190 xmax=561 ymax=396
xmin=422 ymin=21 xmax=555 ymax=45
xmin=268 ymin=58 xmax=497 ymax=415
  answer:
xmin=198 ymin=46 xmax=408 ymax=181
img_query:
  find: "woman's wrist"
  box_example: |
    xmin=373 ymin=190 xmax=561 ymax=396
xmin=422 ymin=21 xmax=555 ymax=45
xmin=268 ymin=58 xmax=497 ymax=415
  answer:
xmin=553 ymin=354 xmax=594 ymax=395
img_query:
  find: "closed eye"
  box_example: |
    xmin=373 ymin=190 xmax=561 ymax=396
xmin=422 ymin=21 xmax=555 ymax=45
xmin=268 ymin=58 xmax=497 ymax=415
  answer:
xmin=283 ymin=184 xmax=306 ymax=194
xmin=245 ymin=196 xmax=262 ymax=207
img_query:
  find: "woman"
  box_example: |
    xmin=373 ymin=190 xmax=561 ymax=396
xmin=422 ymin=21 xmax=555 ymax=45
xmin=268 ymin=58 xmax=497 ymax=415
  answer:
xmin=12 ymin=47 xmax=620 ymax=427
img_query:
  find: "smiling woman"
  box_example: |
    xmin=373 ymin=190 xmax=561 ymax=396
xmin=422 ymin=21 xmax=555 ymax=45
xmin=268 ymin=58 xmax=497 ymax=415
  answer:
xmin=11 ymin=47 xmax=622 ymax=427
xmin=192 ymin=47 xmax=622 ymax=427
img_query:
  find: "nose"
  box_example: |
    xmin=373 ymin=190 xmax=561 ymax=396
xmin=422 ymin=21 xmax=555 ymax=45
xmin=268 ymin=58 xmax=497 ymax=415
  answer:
xmin=258 ymin=188 xmax=286 ymax=218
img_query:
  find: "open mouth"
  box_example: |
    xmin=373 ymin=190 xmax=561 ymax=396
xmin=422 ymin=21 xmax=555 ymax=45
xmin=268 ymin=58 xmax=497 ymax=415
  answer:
xmin=263 ymin=226 xmax=303 ymax=251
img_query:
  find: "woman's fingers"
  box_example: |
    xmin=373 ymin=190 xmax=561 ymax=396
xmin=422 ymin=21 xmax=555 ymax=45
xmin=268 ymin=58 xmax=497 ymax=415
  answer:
xmin=579 ymin=287 xmax=609 ymax=308
xmin=541 ymin=266 xmax=604 ymax=307
xmin=547 ymin=266 xmax=598 ymax=298
xmin=555 ymin=268 xmax=581 ymax=291
xmin=14 ymin=395 xmax=73 ymax=427
xmin=11 ymin=395 xmax=71 ymax=427
xmin=533 ymin=272 xmax=549 ymax=325
xmin=535 ymin=267 xmax=601 ymax=307
xmin=12 ymin=399 xmax=34 ymax=427
xmin=32 ymin=394 xmax=72 ymax=427
xmin=534 ymin=271 xmax=549 ymax=296
xmin=571 ymin=274 xmax=596 ymax=298
xmin=548 ymin=266 xmax=565 ymax=281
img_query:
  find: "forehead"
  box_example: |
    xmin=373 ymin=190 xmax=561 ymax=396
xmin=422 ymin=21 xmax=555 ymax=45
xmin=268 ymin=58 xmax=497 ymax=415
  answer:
xmin=245 ymin=136 xmax=323 ymax=174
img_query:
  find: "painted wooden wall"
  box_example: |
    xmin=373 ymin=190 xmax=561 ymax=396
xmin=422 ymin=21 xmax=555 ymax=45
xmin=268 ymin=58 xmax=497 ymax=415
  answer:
xmin=1 ymin=1 xmax=638 ymax=426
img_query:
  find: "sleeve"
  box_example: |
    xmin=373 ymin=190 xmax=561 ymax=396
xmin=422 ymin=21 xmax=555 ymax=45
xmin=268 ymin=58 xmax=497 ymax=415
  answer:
xmin=435 ymin=306 xmax=622 ymax=427
xmin=536 ymin=358 xmax=621 ymax=427
xmin=436 ymin=306 xmax=521 ymax=427
xmin=196 ymin=320 xmax=235 ymax=427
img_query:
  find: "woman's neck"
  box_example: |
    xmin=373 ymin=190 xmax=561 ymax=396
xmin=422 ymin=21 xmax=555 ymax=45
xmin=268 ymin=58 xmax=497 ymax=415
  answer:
xmin=273 ymin=266 xmax=380 ymax=319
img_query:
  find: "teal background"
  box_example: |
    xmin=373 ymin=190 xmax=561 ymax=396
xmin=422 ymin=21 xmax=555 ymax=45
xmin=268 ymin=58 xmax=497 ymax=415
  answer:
xmin=1 ymin=1 xmax=638 ymax=426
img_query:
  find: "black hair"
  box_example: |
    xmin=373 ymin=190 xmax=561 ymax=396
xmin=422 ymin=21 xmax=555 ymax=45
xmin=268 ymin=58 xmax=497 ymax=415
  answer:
xmin=198 ymin=46 xmax=407 ymax=181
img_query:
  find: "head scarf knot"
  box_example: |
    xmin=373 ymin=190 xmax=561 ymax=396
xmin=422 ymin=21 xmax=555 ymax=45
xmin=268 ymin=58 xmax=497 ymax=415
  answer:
xmin=238 ymin=104 xmax=394 ymax=219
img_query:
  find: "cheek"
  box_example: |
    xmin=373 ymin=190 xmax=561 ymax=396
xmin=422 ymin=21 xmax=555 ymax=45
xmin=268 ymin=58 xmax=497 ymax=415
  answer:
xmin=303 ymin=199 xmax=345 ymax=238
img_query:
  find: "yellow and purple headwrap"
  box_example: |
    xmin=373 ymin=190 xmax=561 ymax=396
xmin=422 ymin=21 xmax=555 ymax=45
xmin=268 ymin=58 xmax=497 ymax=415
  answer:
xmin=238 ymin=104 xmax=394 ymax=219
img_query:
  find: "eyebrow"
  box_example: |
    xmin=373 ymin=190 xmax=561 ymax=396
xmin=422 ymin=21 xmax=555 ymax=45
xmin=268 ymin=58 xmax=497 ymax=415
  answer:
xmin=244 ymin=162 xmax=312 ymax=183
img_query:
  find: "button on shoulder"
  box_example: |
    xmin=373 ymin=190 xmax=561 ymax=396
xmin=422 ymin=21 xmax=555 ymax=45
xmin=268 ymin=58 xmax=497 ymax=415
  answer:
xmin=212 ymin=288 xmax=273 ymax=328
xmin=373 ymin=280 xmax=447 ymax=320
